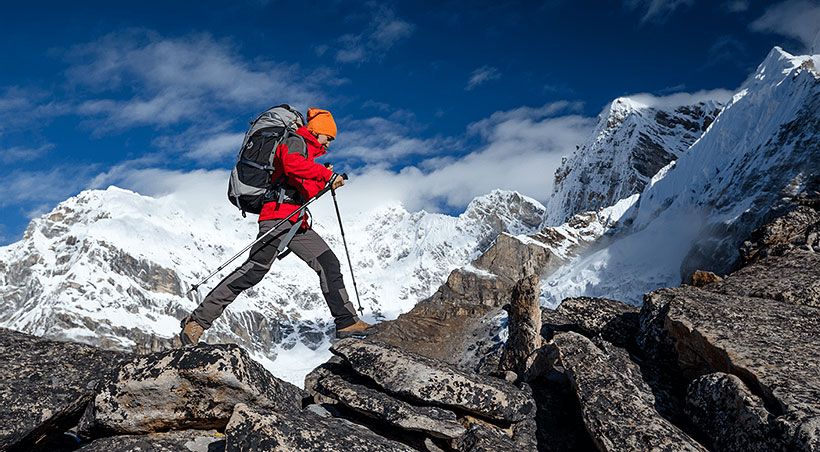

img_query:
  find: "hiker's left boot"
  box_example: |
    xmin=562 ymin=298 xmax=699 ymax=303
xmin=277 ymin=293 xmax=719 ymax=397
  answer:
xmin=336 ymin=319 xmax=374 ymax=339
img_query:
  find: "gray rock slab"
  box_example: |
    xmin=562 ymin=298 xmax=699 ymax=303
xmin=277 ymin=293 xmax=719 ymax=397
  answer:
xmin=0 ymin=328 xmax=130 ymax=451
xmin=554 ymin=331 xmax=708 ymax=451
xmin=709 ymin=249 xmax=820 ymax=307
xmin=555 ymin=296 xmax=640 ymax=347
xmin=225 ymin=403 xmax=417 ymax=452
xmin=686 ymin=373 xmax=784 ymax=452
xmin=641 ymin=276 xmax=820 ymax=450
xmin=449 ymin=417 xmax=520 ymax=452
xmin=331 ymin=338 xmax=535 ymax=422
xmin=316 ymin=373 xmax=467 ymax=439
xmin=77 ymin=429 xmax=224 ymax=452
xmin=80 ymin=343 xmax=306 ymax=435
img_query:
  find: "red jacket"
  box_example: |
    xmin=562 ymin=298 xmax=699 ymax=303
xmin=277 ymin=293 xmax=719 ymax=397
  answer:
xmin=258 ymin=126 xmax=333 ymax=226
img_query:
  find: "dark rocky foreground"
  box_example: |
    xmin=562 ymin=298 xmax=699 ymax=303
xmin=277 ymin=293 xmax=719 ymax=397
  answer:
xmin=1 ymin=202 xmax=818 ymax=451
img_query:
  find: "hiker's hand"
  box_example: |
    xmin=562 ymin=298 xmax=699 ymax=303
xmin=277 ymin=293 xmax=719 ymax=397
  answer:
xmin=331 ymin=174 xmax=345 ymax=190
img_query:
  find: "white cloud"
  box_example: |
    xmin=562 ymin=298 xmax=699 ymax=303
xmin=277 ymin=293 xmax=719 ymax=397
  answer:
xmin=333 ymin=115 xmax=453 ymax=165
xmin=623 ymin=0 xmax=695 ymax=24
xmin=0 ymin=143 xmax=54 ymax=164
xmin=0 ymin=87 xmax=72 ymax=132
xmin=184 ymin=132 xmax=245 ymax=164
xmin=333 ymin=103 xmax=595 ymax=214
xmin=332 ymin=6 xmax=414 ymax=63
xmin=466 ymin=66 xmax=501 ymax=91
xmin=622 ymin=89 xmax=735 ymax=108
xmin=750 ymin=0 xmax=820 ymax=53
xmin=65 ymin=29 xmax=325 ymax=130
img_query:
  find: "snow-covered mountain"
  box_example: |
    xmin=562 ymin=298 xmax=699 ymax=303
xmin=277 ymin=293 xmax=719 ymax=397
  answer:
xmin=541 ymin=47 xmax=820 ymax=305
xmin=544 ymin=97 xmax=722 ymax=226
xmin=0 ymin=186 xmax=544 ymax=385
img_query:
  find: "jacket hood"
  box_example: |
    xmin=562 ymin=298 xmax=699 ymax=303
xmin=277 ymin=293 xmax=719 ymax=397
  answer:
xmin=296 ymin=126 xmax=327 ymax=158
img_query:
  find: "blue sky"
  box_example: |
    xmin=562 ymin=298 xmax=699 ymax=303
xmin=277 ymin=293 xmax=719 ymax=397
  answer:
xmin=1 ymin=0 xmax=819 ymax=244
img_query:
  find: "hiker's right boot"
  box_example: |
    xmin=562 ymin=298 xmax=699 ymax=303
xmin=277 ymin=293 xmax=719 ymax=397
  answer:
xmin=179 ymin=316 xmax=205 ymax=345
xmin=336 ymin=319 xmax=374 ymax=339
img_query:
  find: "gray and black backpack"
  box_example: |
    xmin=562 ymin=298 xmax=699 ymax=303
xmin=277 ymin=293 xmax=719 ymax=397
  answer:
xmin=228 ymin=104 xmax=306 ymax=216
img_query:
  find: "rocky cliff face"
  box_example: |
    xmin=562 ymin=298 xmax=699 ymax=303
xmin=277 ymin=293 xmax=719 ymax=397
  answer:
xmin=545 ymin=98 xmax=722 ymax=226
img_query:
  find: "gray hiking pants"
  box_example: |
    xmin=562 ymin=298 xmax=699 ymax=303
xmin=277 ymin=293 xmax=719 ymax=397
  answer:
xmin=190 ymin=219 xmax=358 ymax=330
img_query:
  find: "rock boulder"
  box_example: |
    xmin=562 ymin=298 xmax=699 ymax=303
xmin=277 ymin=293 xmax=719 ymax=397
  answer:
xmin=224 ymin=403 xmax=417 ymax=452
xmin=0 ymin=328 xmax=129 ymax=451
xmin=554 ymin=331 xmax=707 ymax=451
xmin=686 ymin=373 xmax=783 ymax=451
xmin=331 ymin=338 xmax=535 ymax=423
xmin=314 ymin=373 xmax=466 ymax=439
xmin=639 ymin=250 xmax=820 ymax=450
xmin=77 ymin=429 xmax=224 ymax=452
xmin=79 ymin=343 xmax=306 ymax=435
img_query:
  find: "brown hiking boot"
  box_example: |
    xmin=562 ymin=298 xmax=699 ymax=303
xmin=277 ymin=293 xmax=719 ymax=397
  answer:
xmin=336 ymin=319 xmax=374 ymax=339
xmin=179 ymin=316 xmax=205 ymax=345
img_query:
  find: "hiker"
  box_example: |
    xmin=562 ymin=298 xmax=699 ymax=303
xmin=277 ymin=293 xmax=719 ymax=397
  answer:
xmin=179 ymin=107 xmax=372 ymax=345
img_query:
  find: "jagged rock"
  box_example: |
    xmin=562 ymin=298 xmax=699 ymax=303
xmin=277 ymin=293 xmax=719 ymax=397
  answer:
xmin=690 ymin=270 xmax=722 ymax=287
xmin=0 ymin=328 xmax=129 ymax=451
xmin=638 ymin=254 xmax=820 ymax=450
xmin=77 ymin=429 xmax=224 ymax=451
xmin=740 ymin=205 xmax=820 ymax=264
xmin=448 ymin=415 xmax=519 ymax=452
xmin=331 ymin=338 xmax=535 ymax=422
xmin=709 ymin=248 xmax=820 ymax=307
xmin=224 ymin=403 xmax=417 ymax=452
xmin=499 ymin=275 xmax=542 ymax=379
xmin=369 ymin=230 xmax=561 ymax=369
xmin=368 ymin=270 xmax=504 ymax=364
xmin=473 ymin=233 xmax=559 ymax=283
xmin=686 ymin=373 xmax=783 ymax=451
xmin=314 ymin=373 xmax=467 ymax=440
xmin=539 ymin=307 xmax=574 ymax=341
xmin=304 ymin=355 xmax=350 ymax=405
xmin=554 ymin=296 xmax=639 ymax=347
xmin=79 ymin=343 xmax=306 ymax=435
xmin=554 ymin=331 xmax=707 ymax=451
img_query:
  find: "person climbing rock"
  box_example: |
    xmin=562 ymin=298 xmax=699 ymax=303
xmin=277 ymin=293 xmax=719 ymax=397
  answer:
xmin=180 ymin=107 xmax=373 ymax=345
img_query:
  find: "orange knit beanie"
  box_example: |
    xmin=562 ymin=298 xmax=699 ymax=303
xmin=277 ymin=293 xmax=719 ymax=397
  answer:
xmin=306 ymin=108 xmax=337 ymax=139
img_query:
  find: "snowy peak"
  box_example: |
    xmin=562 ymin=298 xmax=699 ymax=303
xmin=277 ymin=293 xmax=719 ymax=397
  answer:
xmin=752 ymin=46 xmax=820 ymax=84
xmin=463 ymin=190 xmax=545 ymax=236
xmin=541 ymin=47 xmax=820 ymax=305
xmin=544 ymin=95 xmax=722 ymax=226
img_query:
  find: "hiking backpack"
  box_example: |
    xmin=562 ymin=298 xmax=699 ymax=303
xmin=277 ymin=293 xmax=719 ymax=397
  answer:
xmin=228 ymin=104 xmax=306 ymax=216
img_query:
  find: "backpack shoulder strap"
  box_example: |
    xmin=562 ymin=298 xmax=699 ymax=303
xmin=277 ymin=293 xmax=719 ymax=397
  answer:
xmin=284 ymin=133 xmax=308 ymax=158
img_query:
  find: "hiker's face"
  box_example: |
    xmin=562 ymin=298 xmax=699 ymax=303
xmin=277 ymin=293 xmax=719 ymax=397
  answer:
xmin=316 ymin=134 xmax=334 ymax=147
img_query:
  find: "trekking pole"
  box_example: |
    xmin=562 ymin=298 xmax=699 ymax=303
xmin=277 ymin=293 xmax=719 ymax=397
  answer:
xmin=186 ymin=180 xmax=337 ymax=296
xmin=330 ymin=177 xmax=365 ymax=314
